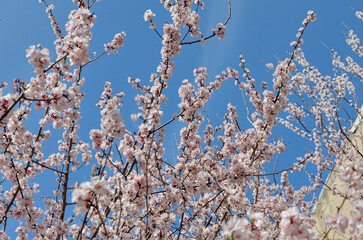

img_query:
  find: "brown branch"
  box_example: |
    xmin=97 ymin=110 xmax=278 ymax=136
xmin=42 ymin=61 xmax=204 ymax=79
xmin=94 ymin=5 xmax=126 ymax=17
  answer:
xmin=0 ymin=92 xmax=25 ymax=124
xmin=181 ymin=0 xmax=231 ymax=45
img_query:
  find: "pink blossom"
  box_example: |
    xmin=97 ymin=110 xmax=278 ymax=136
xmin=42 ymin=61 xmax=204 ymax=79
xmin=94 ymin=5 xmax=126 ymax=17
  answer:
xmin=326 ymin=213 xmax=349 ymax=234
xmin=72 ymin=177 xmax=110 ymax=215
xmin=212 ymin=23 xmax=226 ymax=40
xmin=143 ymin=9 xmax=155 ymax=21
xmin=104 ymin=32 xmax=126 ymax=54
xmin=26 ymin=45 xmax=50 ymax=74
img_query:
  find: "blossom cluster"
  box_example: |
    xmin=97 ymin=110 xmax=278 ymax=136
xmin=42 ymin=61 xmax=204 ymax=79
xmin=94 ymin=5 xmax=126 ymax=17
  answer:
xmin=222 ymin=213 xmax=267 ymax=240
xmin=26 ymin=45 xmax=50 ymax=75
xmin=144 ymin=9 xmax=156 ymax=29
xmin=212 ymin=23 xmax=226 ymax=40
xmin=72 ymin=176 xmax=110 ymax=215
xmin=104 ymin=32 xmax=126 ymax=54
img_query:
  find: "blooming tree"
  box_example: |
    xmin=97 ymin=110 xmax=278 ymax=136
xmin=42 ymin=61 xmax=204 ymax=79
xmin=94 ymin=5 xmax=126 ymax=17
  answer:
xmin=0 ymin=0 xmax=362 ymax=239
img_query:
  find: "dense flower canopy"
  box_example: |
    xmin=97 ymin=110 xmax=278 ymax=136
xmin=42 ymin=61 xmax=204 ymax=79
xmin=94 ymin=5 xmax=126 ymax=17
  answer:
xmin=0 ymin=0 xmax=362 ymax=239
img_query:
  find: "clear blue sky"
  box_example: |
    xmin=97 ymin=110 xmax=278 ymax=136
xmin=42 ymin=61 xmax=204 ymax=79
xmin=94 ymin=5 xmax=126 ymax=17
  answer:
xmin=0 ymin=0 xmax=363 ymax=237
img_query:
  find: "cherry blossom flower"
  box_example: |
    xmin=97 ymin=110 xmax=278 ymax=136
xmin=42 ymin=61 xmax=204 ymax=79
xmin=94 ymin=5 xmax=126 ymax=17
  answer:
xmin=143 ymin=9 xmax=155 ymax=21
xmin=326 ymin=213 xmax=349 ymax=234
xmin=72 ymin=177 xmax=110 ymax=215
xmin=280 ymin=207 xmax=316 ymax=239
xmin=104 ymin=32 xmax=126 ymax=54
xmin=26 ymin=45 xmax=50 ymax=75
xmin=212 ymin=23 xmax=226 ymax=40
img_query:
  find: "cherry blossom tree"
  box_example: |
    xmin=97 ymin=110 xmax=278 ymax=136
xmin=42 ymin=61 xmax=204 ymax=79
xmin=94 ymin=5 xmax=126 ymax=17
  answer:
xmin=0 ymin=0 xmax=362 ymax=239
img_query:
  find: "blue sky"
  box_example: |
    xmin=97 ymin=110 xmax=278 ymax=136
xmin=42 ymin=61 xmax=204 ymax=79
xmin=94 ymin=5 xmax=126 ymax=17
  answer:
xmin=0 ymin=0 xmax=363 ymax=237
